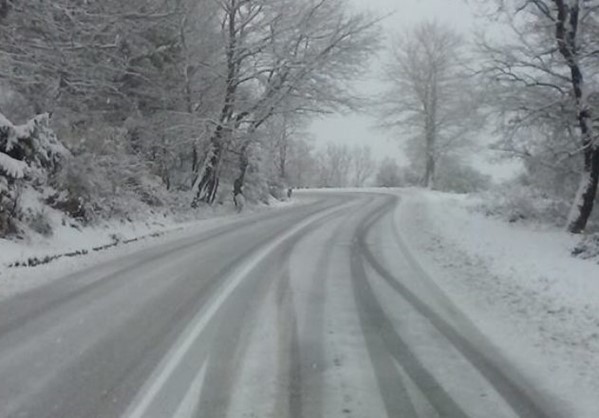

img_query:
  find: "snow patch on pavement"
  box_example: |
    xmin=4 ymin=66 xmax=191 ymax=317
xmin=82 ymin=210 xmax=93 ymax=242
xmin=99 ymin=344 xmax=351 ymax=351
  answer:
xmin=396 ymin=188 xmax=599 ymax=418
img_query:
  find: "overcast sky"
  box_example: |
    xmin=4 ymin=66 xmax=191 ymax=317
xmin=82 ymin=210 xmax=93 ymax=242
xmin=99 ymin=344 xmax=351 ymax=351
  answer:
xmin=308 ymin=0 xmax=521 ymax=181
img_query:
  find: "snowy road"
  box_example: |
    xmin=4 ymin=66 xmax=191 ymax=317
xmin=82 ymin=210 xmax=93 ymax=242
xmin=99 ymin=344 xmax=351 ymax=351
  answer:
xmin=0 ymin=192 xmax=556 ymax=418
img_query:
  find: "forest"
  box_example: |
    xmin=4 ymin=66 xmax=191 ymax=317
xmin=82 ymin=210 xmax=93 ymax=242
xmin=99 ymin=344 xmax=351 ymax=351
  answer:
xmin=1 ymin=0 xmax=598 ymax=239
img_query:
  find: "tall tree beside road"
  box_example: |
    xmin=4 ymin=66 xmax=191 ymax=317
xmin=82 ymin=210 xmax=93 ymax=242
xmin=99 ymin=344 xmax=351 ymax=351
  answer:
xmin=192 ymin=0 xmax=380 ymax=205
xmin=381 ymin=21 xmax=480 ymax=189
xmin=481 ymin=0 xmax=599 ymax=233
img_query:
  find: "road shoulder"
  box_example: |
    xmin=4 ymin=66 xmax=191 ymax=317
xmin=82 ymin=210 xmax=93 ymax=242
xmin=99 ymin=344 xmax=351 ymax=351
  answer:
xmin=395 ymin=188 xmax=599 ymax=418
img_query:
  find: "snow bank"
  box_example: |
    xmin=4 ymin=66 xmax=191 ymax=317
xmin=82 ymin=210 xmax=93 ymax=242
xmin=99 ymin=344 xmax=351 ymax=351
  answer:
xmin=397 ymin=189 xmax=599 ymax=418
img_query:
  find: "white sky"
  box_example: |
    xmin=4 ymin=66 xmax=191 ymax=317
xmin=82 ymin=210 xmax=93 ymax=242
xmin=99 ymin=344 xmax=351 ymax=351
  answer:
xmin=308 ymin=0 xmax=522 ymax=181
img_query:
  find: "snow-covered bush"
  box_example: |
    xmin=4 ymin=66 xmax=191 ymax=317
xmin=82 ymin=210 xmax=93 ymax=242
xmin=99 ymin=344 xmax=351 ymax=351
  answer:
xmin=476 ymin=181 xmax=571 ymax=226
xmin=219 ymin=141 xmax=274 ymax=206
xmin=0 ymin=113 xmax=69 ymax=175
xmin=572 ymin=233 xmax=599 ymax=261
xmin=51 ymin=148 xmax=169 ymax=222
xmin=0 ymin=112 xmax=69 ymax=236
xmin=267 ymin=177 xmax=288 ymax=201
xmin=24 ymin=209 xmax=53 ymax=237
xmin=376 ymin=158 xmax=403 ymax=187
xmin=435 ymin=159 xmax=492 ymax=194
xmin=235 ymin=170 xmax=270 ymax=204
xmin=0 ymin=176 xmax=19 ymax=235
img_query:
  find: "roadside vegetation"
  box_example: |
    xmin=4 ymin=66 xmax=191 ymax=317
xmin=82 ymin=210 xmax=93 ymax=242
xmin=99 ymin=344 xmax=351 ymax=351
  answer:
xmin=377 ymin=1 xmax=599 ymax=244
xmin=2 ymin=0 xmax=599 ymax=251
xmin=0 ymin=0 xmax=380 ymax=239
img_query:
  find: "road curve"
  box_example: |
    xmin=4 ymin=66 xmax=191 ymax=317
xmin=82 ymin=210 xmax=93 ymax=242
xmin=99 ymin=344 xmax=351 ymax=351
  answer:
xmin=0 ymin=192 xmax=557 ymax=418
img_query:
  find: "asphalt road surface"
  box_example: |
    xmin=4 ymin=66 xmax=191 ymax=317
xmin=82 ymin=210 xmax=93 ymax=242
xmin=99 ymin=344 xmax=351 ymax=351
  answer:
xmin=0 ymin=192 xmax=558 ymax=418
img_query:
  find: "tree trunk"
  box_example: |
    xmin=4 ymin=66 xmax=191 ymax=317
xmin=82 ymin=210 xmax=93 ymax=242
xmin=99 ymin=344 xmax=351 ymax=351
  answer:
xmin=192 ymin=130 xmax=223 ymax=206
xmin=424 ymin=153 xmax=435 ymax=189
xmin=423 ymin=77 xmax=437 ymax=189
xmin=423 ymin=124 xmax=436 ymax=189
xmin=190 ymin=143 xmax=199 ymax=188
xmin=235 ymin=142 xmax=250 ymax=194
xmin=279 ymin=146 xmax=287 ymax=181
xmin=278 ymin=130 xmax=288 ymax=181
xmin=191 ymin=0 xmax=240 ymax=207
xmin=164 ymin=169 xmax=171 ymax=191
xmin=568 ymin=147 xmax=599 ymax=233
xmin=554 ymin=0 xmax=599 ymax=232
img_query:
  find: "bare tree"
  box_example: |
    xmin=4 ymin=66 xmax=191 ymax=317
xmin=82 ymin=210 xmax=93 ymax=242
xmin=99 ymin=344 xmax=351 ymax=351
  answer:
xmin=481 ymin=0 xmax=599 ymax=233
xmin=0 ymin=0 xmax=189 ymax=115
xmin=192 ymin=0 xmax=380 ymax=205
xmin=326 ymin=143 xmax=353 ymax=187
xmin=351 ymin=145 xmax=376 ymax=187
xmin=264 ymin=113 xmax=303 ymax=182
xmin=286 ymin=137 xmax=317 ymax=188
xmin=381 ymin=21 xmax=480 ymax=189
xmin=0 ymin=0 xmax=381 ymax=225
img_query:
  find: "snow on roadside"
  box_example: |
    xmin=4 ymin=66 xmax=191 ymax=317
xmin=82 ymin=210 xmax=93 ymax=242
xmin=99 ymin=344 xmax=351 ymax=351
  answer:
xmin=0 ymin=196 xmax=304 ymax=301
xmin=396 ymin=188 xmax=599 ymax=418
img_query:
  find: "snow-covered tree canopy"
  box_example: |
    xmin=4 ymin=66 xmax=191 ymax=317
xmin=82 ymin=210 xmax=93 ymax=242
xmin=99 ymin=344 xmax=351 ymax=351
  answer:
xmin=380 ymin=21 xmax=484 ymax=189
xmin=0 ymin=113 xmax=69 ymax=181
xmin=191 ymin=0 xmax=381 ymax=204
xmin=480 ymin=0 xmax=599 ymax=232
xmin=0 ymin=111 xmax=70 ymax=236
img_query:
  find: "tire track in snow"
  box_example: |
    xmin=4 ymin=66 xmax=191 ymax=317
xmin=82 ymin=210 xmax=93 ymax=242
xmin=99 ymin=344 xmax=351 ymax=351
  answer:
xmin=349 ymin=197 xmax=422 ymax=418
xmin=122 ymin=201 xmax=356 ymax=418
xmin=179 ymin=203 xmax=356 ymax=418
xmin=191 ymin=212 xmax=336 ymax=417
xmin=274 ymin=268 xmax=303 ymax=418
xmin=357 ymin=195 xmax=551 ymax=418
xmin=32 ymin=224 xmax=289 ymax=418
xmin=293 ymin=214 xmax=345 ymax=418
xmin=0 ymin=199 xmax=339 ymax=342
xmin=274 ymin=202 xmax=359 ymax=418
xmin=193 ymin=255 xmax=279 ymax=418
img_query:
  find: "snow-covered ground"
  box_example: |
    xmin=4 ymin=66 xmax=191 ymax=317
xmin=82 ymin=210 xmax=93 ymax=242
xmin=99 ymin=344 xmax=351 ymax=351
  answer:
xmin=396 ymin=188 xmax=599 ymax=417
xmin=0 ymin=196 xmax=301 ymax=301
